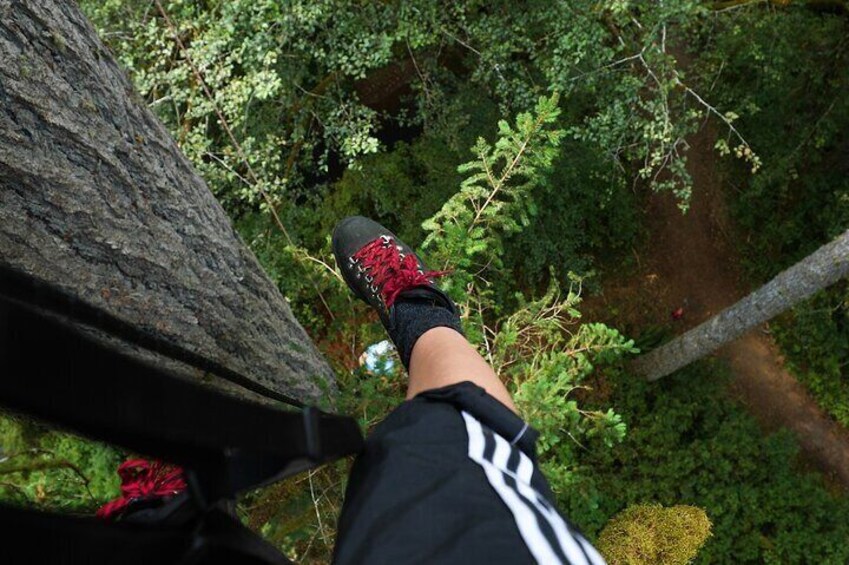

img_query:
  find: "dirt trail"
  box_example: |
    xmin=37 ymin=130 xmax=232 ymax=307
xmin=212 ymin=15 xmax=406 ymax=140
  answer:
xmin=590 ymin=123 xmax=849 ymax=489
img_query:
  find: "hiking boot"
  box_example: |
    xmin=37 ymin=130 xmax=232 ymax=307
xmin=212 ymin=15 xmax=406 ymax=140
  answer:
xmin=332 ymin=216 xmax=463 ymax=369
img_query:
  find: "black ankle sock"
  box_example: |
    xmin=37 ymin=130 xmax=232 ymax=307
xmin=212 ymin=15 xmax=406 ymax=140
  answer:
xmin=388 ymin=294 xmax=464 ymax=371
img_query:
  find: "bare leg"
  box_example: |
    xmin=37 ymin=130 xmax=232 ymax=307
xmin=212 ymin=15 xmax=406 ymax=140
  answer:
xmin=406 ymin=326 xmax=517 ymax=414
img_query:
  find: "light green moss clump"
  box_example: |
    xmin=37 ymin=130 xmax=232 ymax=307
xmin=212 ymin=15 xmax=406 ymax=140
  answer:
xmin=597 ymin=504 xmax=712 ymax=565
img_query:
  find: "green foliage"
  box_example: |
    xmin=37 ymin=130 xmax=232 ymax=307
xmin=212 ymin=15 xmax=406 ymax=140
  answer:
xmin=699 ymin=8 xmax=849 ymax=273
xmin=240 ymin=96 xmax=639 ymax=562
xmin=771 ymin=285 xmax=849 ymax=427
xmin=423 ymin=93 xmax=565 ymax=293
xmin=597 ymin=504 xmax=712 ymax=565
xmin=498 ymin=280 xmax=633 ymax=454
xmin=566 ymin=363 xmax=849 ymax=564
xmin=521 ymin=309 xmax=631 ymax=459
xmin=0 ymin=412 xmax=123 ymax=512
xmin=81 ymin=0 xmax=748 ymax=218
xmin=313 ymin=83 xmax=503 ymax=249
xmin=501 ymin=139 xmax=639 ymax=292
xmin=697 ymin=6 xmax=849 ymax=428
xmin=20 ymin=3 xmax=845 ymax=563
xmin=315 ymin=134 xmax=465 ymax=249
xmin=418 ymin=97 xmax=637 ymax=498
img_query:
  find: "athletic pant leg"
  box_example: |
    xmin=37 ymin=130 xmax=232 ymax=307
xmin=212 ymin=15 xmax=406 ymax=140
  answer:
xmin=332 ymin=381 xmax=606 ymax=565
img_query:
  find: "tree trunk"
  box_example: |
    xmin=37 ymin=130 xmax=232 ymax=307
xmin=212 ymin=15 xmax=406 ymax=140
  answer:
xmin=632 ymin=229 xmax=849 ymax=381
xmin=0 ymin=0 xmax=335 ymax=405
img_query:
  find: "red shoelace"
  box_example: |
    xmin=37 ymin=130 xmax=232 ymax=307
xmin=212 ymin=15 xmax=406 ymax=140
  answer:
xmin=352 ymin=236 xmax=446 ymax=307
xmin=96 ymin=458 xmax=187 ymax=520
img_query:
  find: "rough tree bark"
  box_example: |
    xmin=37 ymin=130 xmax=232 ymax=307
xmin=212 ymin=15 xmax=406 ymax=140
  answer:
xmin=632 ymin=229 xmax=849 ymax=381
xmin=0 ymin=0 xmax=335 ymax=405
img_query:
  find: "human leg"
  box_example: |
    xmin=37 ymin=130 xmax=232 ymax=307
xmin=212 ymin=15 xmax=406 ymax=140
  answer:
xmin=331 ymin=216 xmax=605 ymax=564
xmin=407 ymin=326 xmax=517 ymax=412
xmin=332 ymin=215 xmax=515 ymax=411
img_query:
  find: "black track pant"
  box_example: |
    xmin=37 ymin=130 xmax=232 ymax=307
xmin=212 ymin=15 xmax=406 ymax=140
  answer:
xmin=333 ymin=382 xmax=607 ymax=564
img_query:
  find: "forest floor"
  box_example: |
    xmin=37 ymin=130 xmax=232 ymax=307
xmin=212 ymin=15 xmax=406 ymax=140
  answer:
xmin=584 ymin=122 xmax=849 ymax=490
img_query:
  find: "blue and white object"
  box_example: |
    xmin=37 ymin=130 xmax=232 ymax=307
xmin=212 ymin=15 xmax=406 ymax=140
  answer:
xmin=359 ymin=340 xmax=397 ymax=376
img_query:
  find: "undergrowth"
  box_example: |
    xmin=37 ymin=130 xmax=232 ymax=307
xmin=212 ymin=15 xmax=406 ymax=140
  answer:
xmin=697 ymin=7 xmax=849 ymax=430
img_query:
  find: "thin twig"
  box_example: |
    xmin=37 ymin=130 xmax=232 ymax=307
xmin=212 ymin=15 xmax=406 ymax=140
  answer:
xmin=568 ymin=51 xmax=643 ymax=84
xmin=786 ymin=97 xmax=838 ymax=161
xmin=440 ymin=28 xmax=506 ymax=83
xmin=204 ymin=151 xmax=253 ymax=188
xmin=406 ymin=41 xmax=432 ymax=108
xmin=298 ymin=252 xmax=344 ymax=283
xmin=0 ymin=457 xmax=96 ymax=503
xmin=308 ymin=470 xmax=329 ymax=549
xmin=712 ymin=0 xmax=768 ymax=13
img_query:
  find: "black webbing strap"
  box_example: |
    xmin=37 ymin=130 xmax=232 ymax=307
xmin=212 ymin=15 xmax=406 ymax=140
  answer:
xmin=0 ymin=503 xmax=293 ymax=565
xmin=0 ymin=265 xmax=363 ymax=563
xmin=0 ymin=264 xmax=305 ymax=407
xmin=0 ymin=291 xmax=362 ymax=497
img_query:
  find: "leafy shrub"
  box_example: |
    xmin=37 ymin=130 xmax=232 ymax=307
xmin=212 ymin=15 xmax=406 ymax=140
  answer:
xmin=566 ymin=363 xmax=849 ymax=564
xmin=771 ymin=285 xmax=849 ymax=427
xmin=83 ymin=0 xmax=751 ymax=217
xmin=0 ymin=412 xmax=123 ymax=513
xmin=501 ymin=138 xmax=639 ymax=295
xmin=697 ymin=5 xmax=849 ymax=428
xmin=243 ymin=95 xmax=639 ymax=562
xmin=597 ymin=504 xmax=711 ymax=565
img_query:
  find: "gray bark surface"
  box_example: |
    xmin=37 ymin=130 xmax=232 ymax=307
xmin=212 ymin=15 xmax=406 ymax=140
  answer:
xmin=633 ymin=229 xmax=849 ymax=381
xmin=0 ymin=0 xmax=335 ymax=404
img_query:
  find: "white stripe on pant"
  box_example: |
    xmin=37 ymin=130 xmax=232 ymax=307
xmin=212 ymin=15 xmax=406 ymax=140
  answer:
xmin=462 ymin=411 xmax=607 ymax=565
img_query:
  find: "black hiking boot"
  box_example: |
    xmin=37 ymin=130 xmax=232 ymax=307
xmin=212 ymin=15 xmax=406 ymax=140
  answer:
xmin=332 ymin=216 xmax=463 ymax=369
